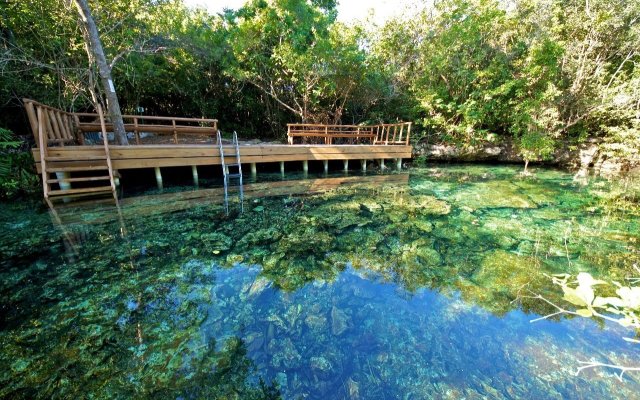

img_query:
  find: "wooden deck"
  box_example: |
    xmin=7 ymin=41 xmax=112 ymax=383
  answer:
xmin=24 ymin=98 xmax=413 ymax=199
xmin=32 ymin=143 xmax=412 ymax=173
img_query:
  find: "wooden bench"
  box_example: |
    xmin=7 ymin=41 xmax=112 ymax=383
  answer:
xmin=287 ymin=122 xmax=411 ymax=145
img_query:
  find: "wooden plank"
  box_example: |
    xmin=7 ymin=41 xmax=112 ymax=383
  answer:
xmin=37 ymin=107 xmax=49 ymax=198
xmin=34 ymin=145 xmax=411 ymax=161
xmin=55 ymin=111 xmax=69 ymax=140
xmin=44 ymin=110 xmax=57 ymax=140
xmin=48 ymin=186 xmax=114 ymax=196
xmin=63 ymin=113 xmax=75 ymax=140
xmin=47 ymin=176 xmax=111 ymax=183
xmin=23 ymin=100 xmax=39 ymax=142
xmin=34 ymin=144 xmax=411 ymax=171
xmin=48 ymin=109 xmax=63 ymax=140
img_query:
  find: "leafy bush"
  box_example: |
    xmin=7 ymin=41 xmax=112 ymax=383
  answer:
xmin=0 ymin=128 xmax=39 ymax=199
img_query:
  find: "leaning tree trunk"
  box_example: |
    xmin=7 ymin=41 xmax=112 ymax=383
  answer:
xmin=73 ymin=0 xmax=128 ymax=145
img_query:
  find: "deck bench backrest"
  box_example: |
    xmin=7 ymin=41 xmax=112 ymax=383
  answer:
xmin=23 ymin=99 xmax=79 ymax=147
xmin=23 ymin=98 xmax=219 ymax=146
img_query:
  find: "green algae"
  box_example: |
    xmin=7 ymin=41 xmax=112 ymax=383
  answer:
xmin=0 ymin=165 xmax=639 ymax=399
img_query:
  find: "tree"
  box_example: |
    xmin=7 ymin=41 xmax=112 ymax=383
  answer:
xmin=73 ymin=0 xmax=128 ymax=145
xmin=224 ymin=0 xmax=371 ymax=126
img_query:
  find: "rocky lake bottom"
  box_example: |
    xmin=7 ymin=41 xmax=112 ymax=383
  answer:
xmin=1 ymin=164 xmax=639 ymax=399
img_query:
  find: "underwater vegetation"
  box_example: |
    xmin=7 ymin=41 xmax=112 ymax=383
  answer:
xmin=0 ymin=164 xmax=639 ymax=399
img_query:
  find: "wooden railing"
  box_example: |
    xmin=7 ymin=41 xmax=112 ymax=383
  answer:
xmin=74 ymin=113 xmax=217 ymax=145
xmin=23 ymin=99 xmax=218 ymax=146
xmin=24 ymin=99 xmax=78 ymax=146
xmin=287 ymin=122 xmax=411 ymax=145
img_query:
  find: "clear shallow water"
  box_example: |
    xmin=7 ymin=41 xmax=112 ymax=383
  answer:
xmin=1 ymin=164 xmax=639 ymax=399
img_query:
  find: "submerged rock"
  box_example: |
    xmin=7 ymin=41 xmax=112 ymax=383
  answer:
xmin=247 ymin=276 xmax=271 ymax=298
xmin=453 ymin=180 xmax=536 ymax=209
xmin=331 ymin=306 xmax=349 ymax=336
xmin=310 ymin=356 xmax=332 ymax=372
xmin=271 ymin=337 xmax=301 ymax=369
xmin=305 ymin=314 xmax=328 ymax=332
xmin=245 ymin=332 xmax=264 ymax=352
xmin=347 ymin=377 xmax=360 ymax=400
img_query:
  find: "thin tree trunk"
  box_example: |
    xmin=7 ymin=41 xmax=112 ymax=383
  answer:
xmin=73 ymin=0 xmax=128 ymax=145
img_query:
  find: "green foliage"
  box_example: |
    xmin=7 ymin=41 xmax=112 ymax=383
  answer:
xmin=0 ymin=0 xmax=638 ymax=158
xmin=222 ymin=0 xmax=380 ymax=128
xmin=0 ymin=128 xmax=38 ymax=199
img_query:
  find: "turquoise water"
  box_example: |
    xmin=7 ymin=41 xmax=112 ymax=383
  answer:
xmin=1 ymin=164 xmax=639 ymax=398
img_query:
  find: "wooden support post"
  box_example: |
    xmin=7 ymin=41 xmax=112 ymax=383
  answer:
xmin=280 ymin=161 xmax=285 ymax=177
xmin=323 ymin=160 xmax=328 ymax=174
xmin=361 ymin=159 xmax=367 ymax=172
xmin=379 ymin=159 xmax=385 ymax=170
xmin=192 ymin=165 xmax=199 ymax=187
xmin=343 ymin=159 xmax=349 ymax=172
xmin=302 ymin=160 xmax=308 ymax=175
xmin=56 ymin=171 xmax=73 ymax=203
xmin=396 ymin=158 xmax=402 ymax=171
xmin=250 ymin=163 xmax=257 ymax=178
xmin=154 ymin=167 xmax=163 ymax=190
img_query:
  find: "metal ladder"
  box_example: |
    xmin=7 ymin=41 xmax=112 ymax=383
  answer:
xmin=217 ymin=130 xmax=244 ymax=214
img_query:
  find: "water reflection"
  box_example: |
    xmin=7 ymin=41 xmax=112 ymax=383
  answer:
xmin=1 ymin=166 xmax=639 ymax=398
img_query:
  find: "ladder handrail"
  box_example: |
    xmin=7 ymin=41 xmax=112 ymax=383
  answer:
xmin=37 ymin=107 xmax=50 ymax=198
xmin=217 ymin=130 xmax=244 ymax=214
xmin=97 ymin=105 xmax=117 ymax=195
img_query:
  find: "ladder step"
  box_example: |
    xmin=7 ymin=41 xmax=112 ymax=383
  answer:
xmin=48 ymin=186 xmax=114 ymax=196
xmin=47 ymin=176 xmax=111 ymax=184
xmin=46 ymin=165 xmax=109 ymax=172
xmin=227 ymin=173 xmax=242 ymax=178
xmin=45 ymin=156 xmax=107 ymax=161
xmin=226 ymin=163 xmax=241 ymax=167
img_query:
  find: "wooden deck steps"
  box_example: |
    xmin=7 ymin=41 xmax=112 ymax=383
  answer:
xmin=45 ymin=155 xmax=108 ymax=162
xmin=45 ymin=165 xmax=110 ymax=173
xmin=46 ymin=175 xmax=112 ymax=184
xmin=35 ymin=105 xmax=117 ymax=200
xmin=48 ymin=186 xmax=115 ymax=197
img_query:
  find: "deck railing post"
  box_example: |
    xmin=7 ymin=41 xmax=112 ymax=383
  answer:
xmin=172 ymin=120 xmax=178 ymax=144
xmin=134 ymin=117 xmax=140 ymax=145
xmin=73 ymin=114 xmax=83 ymax=144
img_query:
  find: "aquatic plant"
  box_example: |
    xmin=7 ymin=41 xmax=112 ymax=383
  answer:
xmin=530 ymin=268 xmax=640 ymax=381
